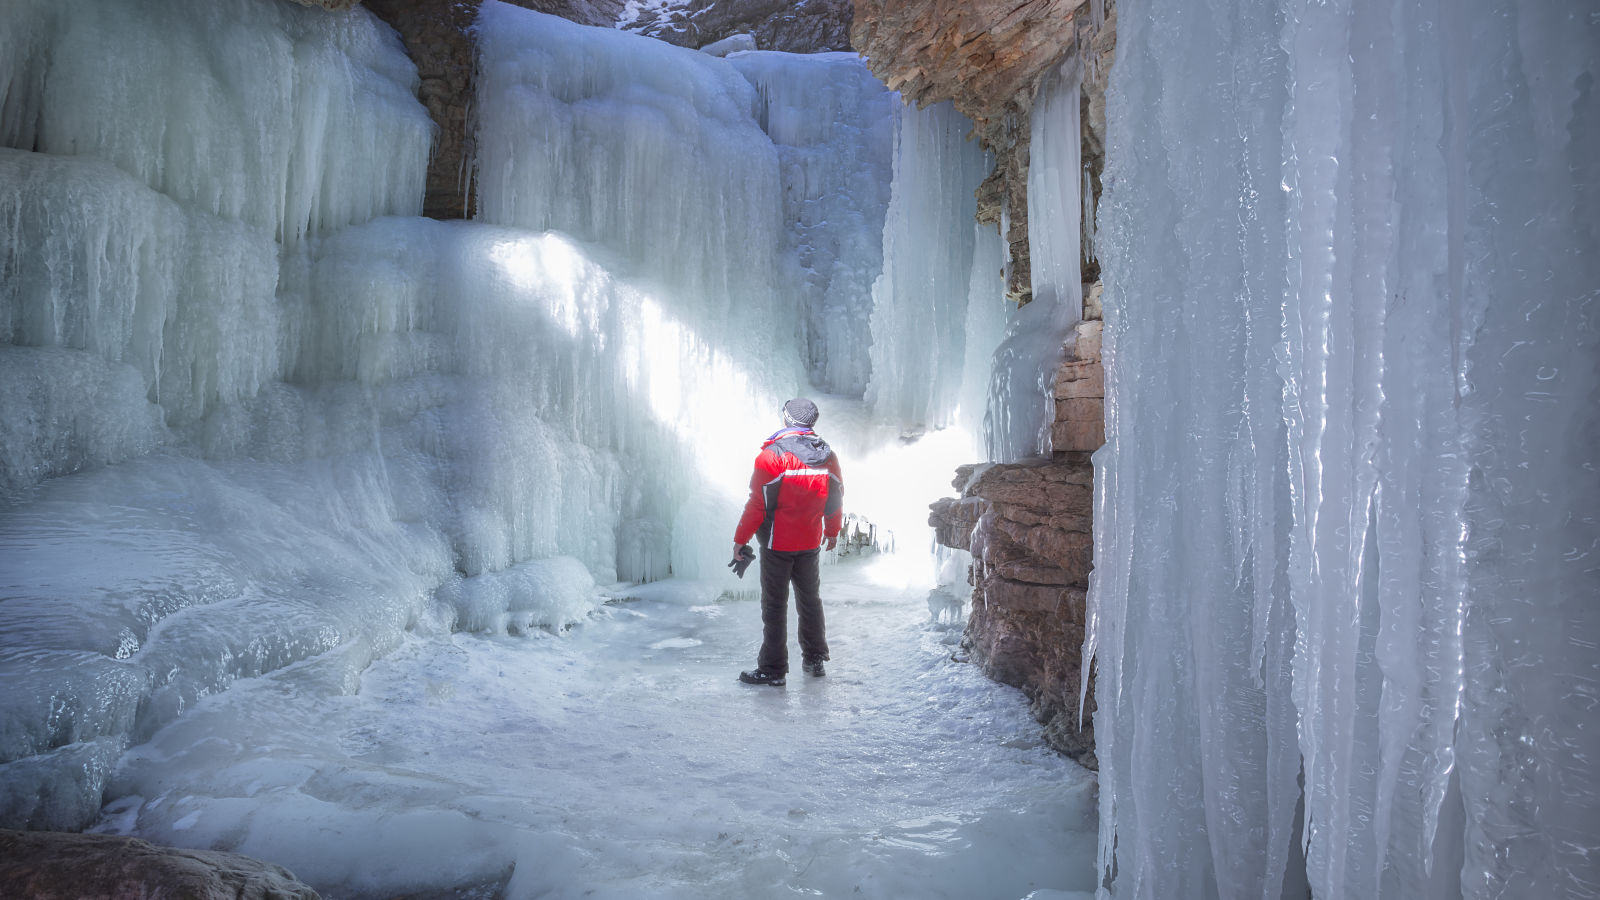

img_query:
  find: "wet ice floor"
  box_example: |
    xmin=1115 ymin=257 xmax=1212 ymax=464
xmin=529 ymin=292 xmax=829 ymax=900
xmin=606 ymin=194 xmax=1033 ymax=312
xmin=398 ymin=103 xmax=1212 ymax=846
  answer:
xmin=94 ymin=557 xmax=1099 ymax=899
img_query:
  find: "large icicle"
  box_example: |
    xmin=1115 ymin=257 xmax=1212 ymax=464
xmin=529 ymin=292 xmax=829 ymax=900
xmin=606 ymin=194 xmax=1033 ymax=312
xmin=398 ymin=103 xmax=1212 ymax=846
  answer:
xmin=1088 ymin=0 xmax=1599 ymax=897
xmin=985 ymin=55 xmax=1084 ymax=463
xmin=0 ymin=151 xmax=281 ymax=450
xmin=864 ymin=100 xmax=992 ymax=434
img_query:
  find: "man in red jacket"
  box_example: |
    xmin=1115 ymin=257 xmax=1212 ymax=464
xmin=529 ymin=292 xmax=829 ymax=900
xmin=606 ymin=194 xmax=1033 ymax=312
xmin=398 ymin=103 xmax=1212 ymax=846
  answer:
xmin=730 ymin=398 xmax=843 ymax=686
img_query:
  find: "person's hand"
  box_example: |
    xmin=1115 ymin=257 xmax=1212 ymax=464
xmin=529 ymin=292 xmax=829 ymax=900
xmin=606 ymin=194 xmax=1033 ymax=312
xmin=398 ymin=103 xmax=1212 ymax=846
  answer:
xmin=729 ymin=544 xmax=755 ymax=578
xmin=825 ymin=534 xmax=838 ymax=551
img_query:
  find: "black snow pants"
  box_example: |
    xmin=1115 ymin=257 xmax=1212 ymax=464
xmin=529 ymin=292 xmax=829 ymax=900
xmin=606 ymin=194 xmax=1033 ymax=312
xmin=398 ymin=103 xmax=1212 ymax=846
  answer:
xmin=756 ymin=546 xmax=828 ymax=675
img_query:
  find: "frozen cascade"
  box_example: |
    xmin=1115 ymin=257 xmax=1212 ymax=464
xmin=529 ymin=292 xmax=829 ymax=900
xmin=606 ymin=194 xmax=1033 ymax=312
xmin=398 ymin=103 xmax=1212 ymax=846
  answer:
xmin=473 ymin=4 xmax=792 ymax=332
xmin=0 ymin=0 xmax=1016 ymax=846
xmin=1088 ymin=0 xmax=1599 ymax=898
xmin=469 ymin=4 xmax=968 ymax=577
xmin=986 ymin=56 xmax=1083 ymax=463
xmin=0 ymin=151 xmax=278 ymax=480
xmin=728 ymin=51 xmax=897 ymax=398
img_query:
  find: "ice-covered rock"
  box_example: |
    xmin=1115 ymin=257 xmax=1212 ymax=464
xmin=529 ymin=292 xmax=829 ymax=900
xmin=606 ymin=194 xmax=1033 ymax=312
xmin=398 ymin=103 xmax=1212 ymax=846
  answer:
xmin=0 ymin=0 xmax=431 ymax=243
xmin=853 ymin=0 xmax=1111 ymax=304
xmin=618 ymin=0 xmax=854 ymax=54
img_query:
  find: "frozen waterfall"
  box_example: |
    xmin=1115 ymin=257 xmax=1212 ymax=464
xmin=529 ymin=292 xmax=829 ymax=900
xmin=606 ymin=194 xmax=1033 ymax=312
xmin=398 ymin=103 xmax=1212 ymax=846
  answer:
xmin=1088 ymin=0 xmax=1599 ymax=898
xmin=0 ymin=0 xmax=1013 ymax=847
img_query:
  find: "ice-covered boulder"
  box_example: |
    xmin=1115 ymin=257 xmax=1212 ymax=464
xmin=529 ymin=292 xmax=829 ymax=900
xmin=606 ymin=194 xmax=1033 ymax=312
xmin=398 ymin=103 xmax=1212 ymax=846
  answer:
xmin=699 ymin=32 xmax=756 ymax=56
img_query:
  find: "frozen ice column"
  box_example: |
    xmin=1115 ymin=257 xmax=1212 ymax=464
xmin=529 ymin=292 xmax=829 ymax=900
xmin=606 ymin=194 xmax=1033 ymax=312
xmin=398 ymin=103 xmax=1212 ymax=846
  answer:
xmin=865 ymin=100 xmax=992 ymax=434
xmin=1087 ymin=0 xmax=1600 ymax=897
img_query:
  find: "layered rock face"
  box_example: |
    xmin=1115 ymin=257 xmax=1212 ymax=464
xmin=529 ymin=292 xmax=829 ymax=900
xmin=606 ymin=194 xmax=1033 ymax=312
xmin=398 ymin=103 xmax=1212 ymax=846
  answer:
xmin=853 ymin=0 xmax=1114 ymax=303
xmin=361 ymin=0 xmax=480 ymax=220
xmin=930 ymin=320 xmax=1103 ymax=765
xmin=0 ymin=830 xmax=320 ymax=900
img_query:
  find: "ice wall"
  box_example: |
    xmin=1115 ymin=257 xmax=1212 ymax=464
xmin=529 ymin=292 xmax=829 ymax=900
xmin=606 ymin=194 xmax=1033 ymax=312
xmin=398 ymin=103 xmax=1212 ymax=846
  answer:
xmin=474 ymin=5 xmax=787 ymax=320
xmin=470 ymin=4 xmax=868 ymax=580
xmin=728 ymin=51 xmax=896 ymax=398
xmin=1088 ymin=0 xmax=1599 ymax=897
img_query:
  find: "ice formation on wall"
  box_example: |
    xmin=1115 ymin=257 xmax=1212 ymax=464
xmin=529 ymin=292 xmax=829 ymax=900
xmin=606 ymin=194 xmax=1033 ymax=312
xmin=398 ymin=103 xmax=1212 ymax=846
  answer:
xmin=0 ymin=0 xmax=432 ymax=243
xmin=729 ymin=51 xmax=896 ymax=397
xmin=1088 ymin=0 xmax=1599 ymax=897
xmin=0 ymin=0 xmax=1005 ymax=832
xmin=985 ymin=56 xmax=1084 ymax=463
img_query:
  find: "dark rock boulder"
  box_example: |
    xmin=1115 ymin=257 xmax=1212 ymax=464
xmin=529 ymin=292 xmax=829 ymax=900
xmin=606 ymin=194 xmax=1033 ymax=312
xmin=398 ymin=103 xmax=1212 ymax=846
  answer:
xmin=931 ymin=453 xmax=1098 ymax=766
xmin=0 ymin=829 xmax=319 ymax=900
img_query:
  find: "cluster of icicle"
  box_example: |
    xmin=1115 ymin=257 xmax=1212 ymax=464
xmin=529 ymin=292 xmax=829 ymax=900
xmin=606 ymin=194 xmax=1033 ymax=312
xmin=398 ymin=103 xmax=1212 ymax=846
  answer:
xmin=1086 ymin=0 xmax=1598 ymax=897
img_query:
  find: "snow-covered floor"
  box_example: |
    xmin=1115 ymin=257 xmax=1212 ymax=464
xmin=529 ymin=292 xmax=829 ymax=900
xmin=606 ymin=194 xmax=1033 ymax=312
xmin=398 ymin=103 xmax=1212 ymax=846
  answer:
xmin=92 ymin=556 xmax=1098 ymax=899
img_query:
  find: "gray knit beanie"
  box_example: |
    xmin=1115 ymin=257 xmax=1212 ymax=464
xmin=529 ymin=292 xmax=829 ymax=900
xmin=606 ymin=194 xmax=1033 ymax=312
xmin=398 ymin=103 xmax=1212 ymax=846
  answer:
xmin=782 ymin=398 xmax=819 ymax=428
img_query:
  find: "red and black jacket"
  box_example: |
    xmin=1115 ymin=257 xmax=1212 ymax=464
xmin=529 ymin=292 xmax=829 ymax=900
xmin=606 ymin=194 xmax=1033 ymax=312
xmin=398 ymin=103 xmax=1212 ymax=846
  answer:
xmin=733 ymin=427 xmax=844 ymax=552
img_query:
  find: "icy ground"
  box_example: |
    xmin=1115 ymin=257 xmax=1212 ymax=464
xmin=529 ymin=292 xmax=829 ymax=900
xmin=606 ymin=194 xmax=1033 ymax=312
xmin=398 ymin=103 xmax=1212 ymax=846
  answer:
xmin=92 ymin=556 xmax=1098 ymax=900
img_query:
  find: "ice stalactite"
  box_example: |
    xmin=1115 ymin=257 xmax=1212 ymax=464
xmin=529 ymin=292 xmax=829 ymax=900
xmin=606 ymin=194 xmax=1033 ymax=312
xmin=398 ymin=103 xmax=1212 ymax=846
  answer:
xmin=0 ymin=152 xmax=282 ymax=448
xmin=864 ymin=100 xmax=994 ymax=436
xmin=986 ymin=55 xmax=1084 ymax=464
xmin=1088 ymin=0 xmax=1599 ymax=897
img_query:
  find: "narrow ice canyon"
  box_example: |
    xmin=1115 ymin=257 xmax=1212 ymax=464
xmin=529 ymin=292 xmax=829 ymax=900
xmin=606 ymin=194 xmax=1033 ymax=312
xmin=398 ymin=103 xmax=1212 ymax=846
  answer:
xmin=0 ymin=0 xmax=1595 ymax=899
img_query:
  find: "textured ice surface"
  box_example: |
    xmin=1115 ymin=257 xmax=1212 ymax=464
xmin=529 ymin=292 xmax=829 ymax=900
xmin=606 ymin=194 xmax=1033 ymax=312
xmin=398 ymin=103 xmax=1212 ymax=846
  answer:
xmin=93 ymin=560 xmax=1099 ymax=899
xmin=0 ymin=0 xmax=430 ymax=242
xmin=728 ymin=51 xmax=896 ymax=397
xmin=1088 ymin=0 xmax=1600 ymax=897
xmin=0 ymin=151 xmax=281 ymax=443
xmin=474 ymin=4 xmax=791 ymax=318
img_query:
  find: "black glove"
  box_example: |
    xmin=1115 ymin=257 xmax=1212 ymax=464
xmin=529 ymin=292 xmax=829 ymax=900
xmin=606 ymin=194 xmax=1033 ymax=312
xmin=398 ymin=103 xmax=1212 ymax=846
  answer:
xmin=728 ymin=544 xmax=755 ymax=579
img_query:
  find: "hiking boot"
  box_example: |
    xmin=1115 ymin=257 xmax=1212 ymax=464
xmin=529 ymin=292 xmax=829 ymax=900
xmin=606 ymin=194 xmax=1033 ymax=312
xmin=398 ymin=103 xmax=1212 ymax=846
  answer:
xmin=739 ymin=669 xmax=785 ymax=687
xmin=802 ymin=659 xmax=826 ymax=678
